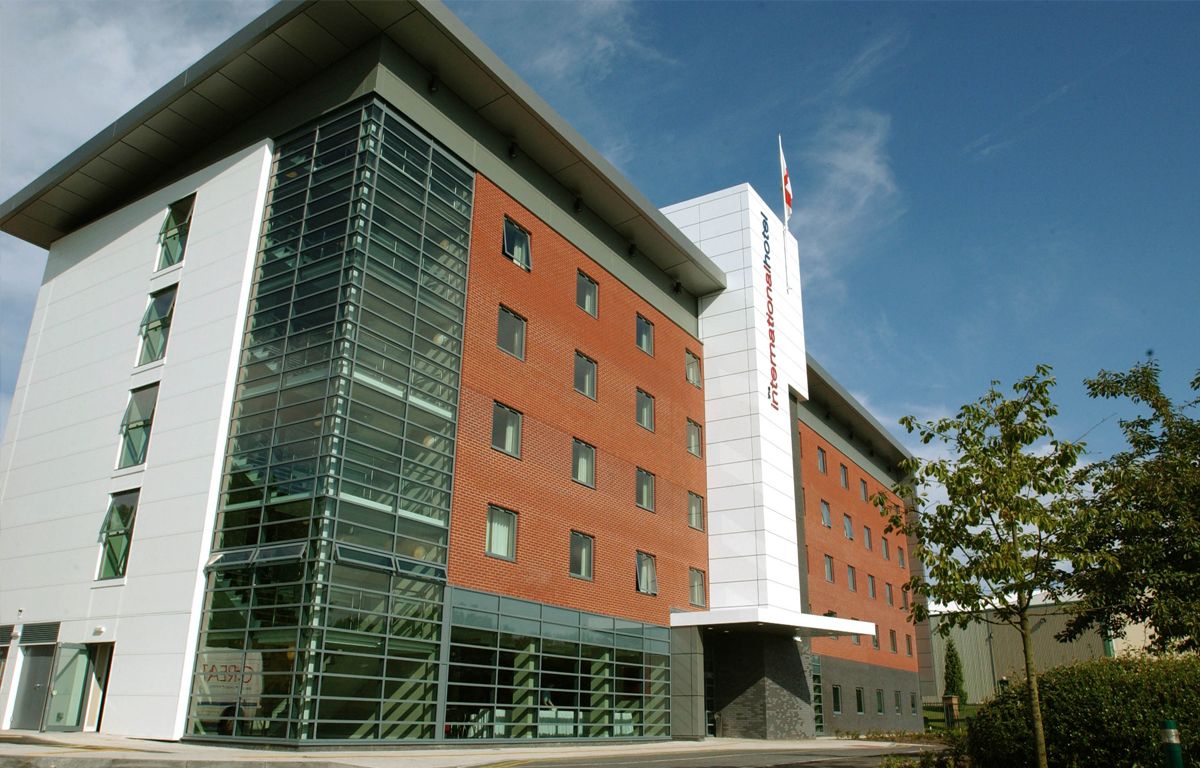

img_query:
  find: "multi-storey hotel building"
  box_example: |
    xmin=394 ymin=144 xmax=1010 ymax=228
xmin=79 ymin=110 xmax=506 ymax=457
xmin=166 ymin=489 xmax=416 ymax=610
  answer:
xmin=0 ymin=0 xmax=922 ymax=742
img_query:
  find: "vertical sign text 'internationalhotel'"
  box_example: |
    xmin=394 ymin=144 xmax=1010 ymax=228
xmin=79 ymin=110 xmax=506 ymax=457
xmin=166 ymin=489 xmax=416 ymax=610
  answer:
xmin=761 ymin=212 xmax=779 ymax=410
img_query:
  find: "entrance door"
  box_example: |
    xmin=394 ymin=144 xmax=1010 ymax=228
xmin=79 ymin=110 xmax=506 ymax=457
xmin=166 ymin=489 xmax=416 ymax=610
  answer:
xmin=11 ymin=646 xmax=54 ymax=730
xmin=42 ymin=644 xmax=91 ymax=732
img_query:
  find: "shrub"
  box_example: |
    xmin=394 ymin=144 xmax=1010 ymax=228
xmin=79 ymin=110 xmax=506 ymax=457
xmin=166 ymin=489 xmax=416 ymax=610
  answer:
xmin=967 ymin=655 xmax=1199 ymax=768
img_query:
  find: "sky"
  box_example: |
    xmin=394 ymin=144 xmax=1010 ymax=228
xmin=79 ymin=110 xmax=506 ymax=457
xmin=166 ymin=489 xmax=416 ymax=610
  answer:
xmin=2 ymin=1 xmax=1198 ymax=465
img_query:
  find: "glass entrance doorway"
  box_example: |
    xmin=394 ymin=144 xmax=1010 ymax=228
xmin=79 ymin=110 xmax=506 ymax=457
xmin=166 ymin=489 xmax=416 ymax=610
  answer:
xmin=11 ymin=646 xmax=54 ymax=730
xmin=43 ymin=644 xmax=91 ymax=731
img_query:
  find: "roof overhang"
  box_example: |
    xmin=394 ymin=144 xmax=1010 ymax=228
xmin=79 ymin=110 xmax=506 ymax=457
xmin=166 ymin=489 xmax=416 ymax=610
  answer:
xmin=671 ymin=606 xmax=876 ymax=638
xmin=0 ymin=1 xmax=725 ymax=297
xmin=805 ymin=353 xmax=912 ymax=471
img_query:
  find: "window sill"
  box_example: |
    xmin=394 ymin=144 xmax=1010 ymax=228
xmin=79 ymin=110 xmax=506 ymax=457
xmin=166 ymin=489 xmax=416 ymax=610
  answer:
xmin=636 ymin=504 xmax=655 ymax=514
xmin=485 ymin=552 xmax=516 ymax=563
xmin=151 ymin=261 xmax=184 ymax=285
xmin=569 ymin=573 xmax=593 ymax=582
xmin=92 ymin=577 xmax=126 ymax=589
xmin=131 ymin=359 xmax=166 ymax=378
xmin=112 ymin=464 xmax=146 ymax=482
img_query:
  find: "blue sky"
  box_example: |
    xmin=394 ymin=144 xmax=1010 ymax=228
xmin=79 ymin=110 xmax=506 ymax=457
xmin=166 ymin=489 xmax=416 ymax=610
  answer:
xmin=2 ymin=1 xmax=1197 ymax=462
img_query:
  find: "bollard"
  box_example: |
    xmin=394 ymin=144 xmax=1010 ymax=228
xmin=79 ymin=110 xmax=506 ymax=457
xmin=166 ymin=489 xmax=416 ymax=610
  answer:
xmin=1161 ymin=719 xmax=1183 ymax=768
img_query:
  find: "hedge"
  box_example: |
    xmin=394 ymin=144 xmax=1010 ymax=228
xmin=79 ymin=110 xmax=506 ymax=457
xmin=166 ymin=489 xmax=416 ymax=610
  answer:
xmin=967 ymin=655 xmax=1198 ymax=768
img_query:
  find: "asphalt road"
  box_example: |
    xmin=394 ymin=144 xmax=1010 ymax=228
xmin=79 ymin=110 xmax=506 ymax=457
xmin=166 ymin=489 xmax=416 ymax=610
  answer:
xmin=471 ymin=747 xmax=924 ymax=768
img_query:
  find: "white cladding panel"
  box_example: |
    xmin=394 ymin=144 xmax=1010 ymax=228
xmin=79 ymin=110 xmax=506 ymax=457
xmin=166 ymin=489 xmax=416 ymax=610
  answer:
xmin=0 ymin=143 xmax=272 ymax=738
xmin=662 ymin=184 xmax=808 ymax=615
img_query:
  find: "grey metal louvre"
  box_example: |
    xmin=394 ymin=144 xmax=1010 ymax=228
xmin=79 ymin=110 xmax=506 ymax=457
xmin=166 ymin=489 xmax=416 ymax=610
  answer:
xmin=0 ymin=624 xmax=12 ymax=646
xmin=18 ymin=621 xmax=60 ymax=645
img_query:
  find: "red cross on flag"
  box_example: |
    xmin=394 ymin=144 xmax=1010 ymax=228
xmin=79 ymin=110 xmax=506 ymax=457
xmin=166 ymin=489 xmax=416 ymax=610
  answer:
xmin=779 ymin=135 xmax=792 ymax=224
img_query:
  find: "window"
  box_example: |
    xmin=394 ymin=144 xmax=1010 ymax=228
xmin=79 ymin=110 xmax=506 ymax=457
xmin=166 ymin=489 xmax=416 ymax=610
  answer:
xmin=574 ymin=352 xmax=596 ymax=399
xmin=890 ymin=629 xmax=898 ymax=653
xmin=572 ymin=439 xmax=595 ymax=487
xmin=820 ymin=500 xmax=831 ymax=527
xmin=635 ymin=314 xmax=654 ymax=355
xmin=843 ymin=514 xmax=854 ymax=540
xmin=636 ymin=551 xmax=657 ymax=595
xmin=882 ymin=537 xmax=890 ymax=560
xmin=902 ymin=589 xmax=910 ymax=611
xmin=688 ymin=492 xmax=704 ymax=530
xmin=831 ymin=685 xmax=842 ymax=714
xmin=576 ymin=271 xmax=597 ymax=316
xmin=636 ymin=468 xmax=655 ymax=511
xmin=855 ymin=687 xmax=865 ymax=715
xmin=898 ymin=547 xmax=906 ymax=569
xmin=636 ymin=389 xmax=654 ymax=431
xmin=158 ymin=194 xmax=195 ymax=269
xmin=840 ymin=464 xmax=848 ymax=488
xmin=118 ymin=384 xmax=159 ymax=468
xmin=503 ymin=217 xmax=531 ymax=269
xmin=876 ymin=689 xmax=885 ymax=715
xmin=851 ymin=619 xmax=860 ymax=645
xmin=864 ymin=526 xmax=872 ymax=551
xmin=886 ymin=583 xmax=894 ymax=606
xmin=685 ymin=350 xmax=702 ymax=387
xmin=687 ymin=419 xmax=703 ymax=457
xmin=906 ymin=634 xmax=913 ymax=657
xmin=689 ymin=568 xmax=706 ymax=607
xmin=491 ymin=402 xmax=521 ymax=457
xmin=138 ymin=286 xmax=178 ymax=365
xmin=570 ymin=531 xmax=593 ymax=579
xmin=824 ymin=555 xmax=834 ymax=583
xmin=485 ymin=505 xmax=516 ymax=560
xmin=868 ymin=575 xmax=877 ymax=599
xmin=847 ymin=565 xmax=857 ymax=592
xmin=98 ymin=489 xmax=139 ymax=579
xmin=497 ymin=305 xmax=525 ymax=359
xmin=911 ymin=692 xmax=918 ymax=715
xmin=861 ymin=479 xmax=869 ymax=502
xmin=872 ymin=626 xmax=880 ymax=649
xmin=895 ymin=690 xmax=903 ymax=714
xmin=817 ymin=447 xmax=827 ymax=473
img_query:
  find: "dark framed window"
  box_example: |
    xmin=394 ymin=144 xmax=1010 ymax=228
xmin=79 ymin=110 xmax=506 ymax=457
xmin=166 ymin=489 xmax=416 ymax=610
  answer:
xmin=898 ymin=547 xmax=906 ymax=569
xmin=840 ymin=464 xmax=848 ymax=488
xmin=895 ymin=690 xmax=903 ymax=714
xmin=636 ymin=389 xmax=654 ymax=431
xmin=636 ymin=468 xmax=655 ymax=511
xmin=502 ymin=217 xmax=530 ymax=269
xmin=497 ymin=305 xmax=526 ymax=359
xmin=872 ymin=627 xmax=880 ymax=649
xmin=688 ymin=492 xmax=704 ymax=530
xmin=856 ymin=687 xmax=865 ymax=715
xmin=636 ymin=551 xmax=658 ymax=595
xmin=876 ymin=689 xmax=885 ymax=715
xmin=831 ymin=685 xmax=842 ymax=714
xmin=118 ymin=384 xmax=159 ymax=468
xmin=851 ymin=619 xmax=860 ymax=645
xmin=685 ymin=350 xmax=702 ymax=387
xmin=886 ymin=583 xmax=894 ymax=606
xmin=689 ymin=568 xmax=705 ymax=607
xmin=574 ymin=352 xmax=596 ymax=399
xmin=491 ymin=402 xmax=521 ymax=457
xmin=820 ymin=500 xmax=831 ymax=527
xmin=860 ymin=478 xmax=868 ymax=501
xmin=911 ymin=692 xmax=918 ymax=715
xmin=635 ymin=314 xmax=654 ymax=355
xmin=824 ymin=555 xmax=834 ymax=583
xmin=686 ymin=419 xmax=703 ymax=457
xmin=864 ymin=526 xmax=873 ymax=551
xmin=817 ymin=447 xmax=827 ymax=473
xmin=906 ymin=634 xmax=913 ymax=657
xmin=847 ymin=565 xmax=857 ymax=592
xmin=158 ymin=194 xmax=195 ymax=270
xmin=882 ymin=537 xmax=891 ymax=560
xmin=869 ymin=575 xmax=877 ymax=599
xmin=572 ymin=439 xmax=595 ymax=487
xmin=903 ymin=588 xmax=910 ymax=611
xmin=576 ymin=271 xmax=597 ymax=316
xmin=485 ymin=505 xmax=516 ymax=560
xmin=890 ymin=629 xmax=898 ymax=653
xmin=843 ymin=514 xmax=854 ymax=540
xmin=138 ymin=286 xmax=178 ymax=365
xmin=98 ymin=489 xmax=139 ymax=580
xmin=570 ymin=531 xmax=593 ymax=579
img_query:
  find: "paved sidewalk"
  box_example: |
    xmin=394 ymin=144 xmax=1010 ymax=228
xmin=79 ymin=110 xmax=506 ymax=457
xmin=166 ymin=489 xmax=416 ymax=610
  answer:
xmin=0 ymin=731 xmax=926 ymax=768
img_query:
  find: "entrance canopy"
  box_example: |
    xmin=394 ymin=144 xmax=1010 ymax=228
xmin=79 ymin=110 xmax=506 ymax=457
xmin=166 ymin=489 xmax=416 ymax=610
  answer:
xmin=671 ymin=606 xmax=876 ymax=638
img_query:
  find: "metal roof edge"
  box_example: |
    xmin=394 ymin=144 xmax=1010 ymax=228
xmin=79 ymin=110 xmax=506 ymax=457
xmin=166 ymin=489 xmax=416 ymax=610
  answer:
xmin=805 ymin=352 xmax=913 ymax=462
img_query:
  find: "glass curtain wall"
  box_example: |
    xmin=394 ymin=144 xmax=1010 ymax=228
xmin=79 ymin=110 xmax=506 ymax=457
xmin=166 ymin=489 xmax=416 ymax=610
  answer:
xmin=187 ymin=97 xmax=474 ymax=741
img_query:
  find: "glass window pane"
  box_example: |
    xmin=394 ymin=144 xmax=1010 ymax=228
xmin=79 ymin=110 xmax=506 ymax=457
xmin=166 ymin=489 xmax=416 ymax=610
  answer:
xmin=574 ymin=353 xmax=596 ymax=399
xmin=689 ymin=569 xmax=705 ymax=607
xmin=686 ymin=420 xmax=702 ymax=457
xmin=570 ymin=532 xmax=593 ymax=579
xmin=843 ymin=514 xmax=854 ymax=540
xmin=817 ymin=447 xmax=827 ymax=473
xmin=119 ymin=385 xmax=160 ymax=468
xmin=158 ymin=194 xmax=196 ymax=269
xmin=497 ymin=306 xmax=525 ymax=359
xmin=572 ymin=440 xmax=594 ymax=487
xmin=820 ymin=500 xmax=831 ymax=527
xmin=576 ymin=271 xmax=597 ymax=316
xmin=98 ymin=489 xmax=140 ymax=580
xmin=502 ymin=218 xmax=530 ymax=269
xmin=635 ymin=390 xmax=654 ymax=431
xmin=840 ymin=464 xmax=848 ymax=488
xmin=685 ymin=350 xmax=702 ymax=387
xmin=687 ymin=492 xmax=703 ymax=530
xmin=824 ymin=555 xmax=833 ymax=582
xmin=635 ymin=315 xmax=653 ymax=355
xmin=636 ymin=552 xmax=657 ymax=595
xmin=486 ymin=506 xmax=516 ymax=560
xmin=636 ymin=469 xmax=654 ymax=511
xmin=491 ymin=402 xmax=521 ymax=458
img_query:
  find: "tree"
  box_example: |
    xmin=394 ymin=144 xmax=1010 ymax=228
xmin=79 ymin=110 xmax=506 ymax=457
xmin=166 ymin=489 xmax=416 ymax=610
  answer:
xmin=943 ymin=637 xmax=967 ymax=701
xmin=1061 ymin=361 xmax=1200 ymax=653
xmin=875 ymin=365 xmax=1084 ymax=768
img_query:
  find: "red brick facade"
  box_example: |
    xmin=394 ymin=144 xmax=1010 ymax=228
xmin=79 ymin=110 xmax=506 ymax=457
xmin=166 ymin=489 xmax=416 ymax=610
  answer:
xmin=447 ymin=174 xmax=709 ymax=626
xmin=799 ymin=422 xmax=917 ymax=672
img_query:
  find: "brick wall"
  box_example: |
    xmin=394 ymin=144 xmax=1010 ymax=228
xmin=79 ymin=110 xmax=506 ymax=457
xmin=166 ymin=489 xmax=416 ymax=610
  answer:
xmin=447 ymin=174 xmax=709 ymax=626
xmin=799 ymin=421 xmax=918 ymax=673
